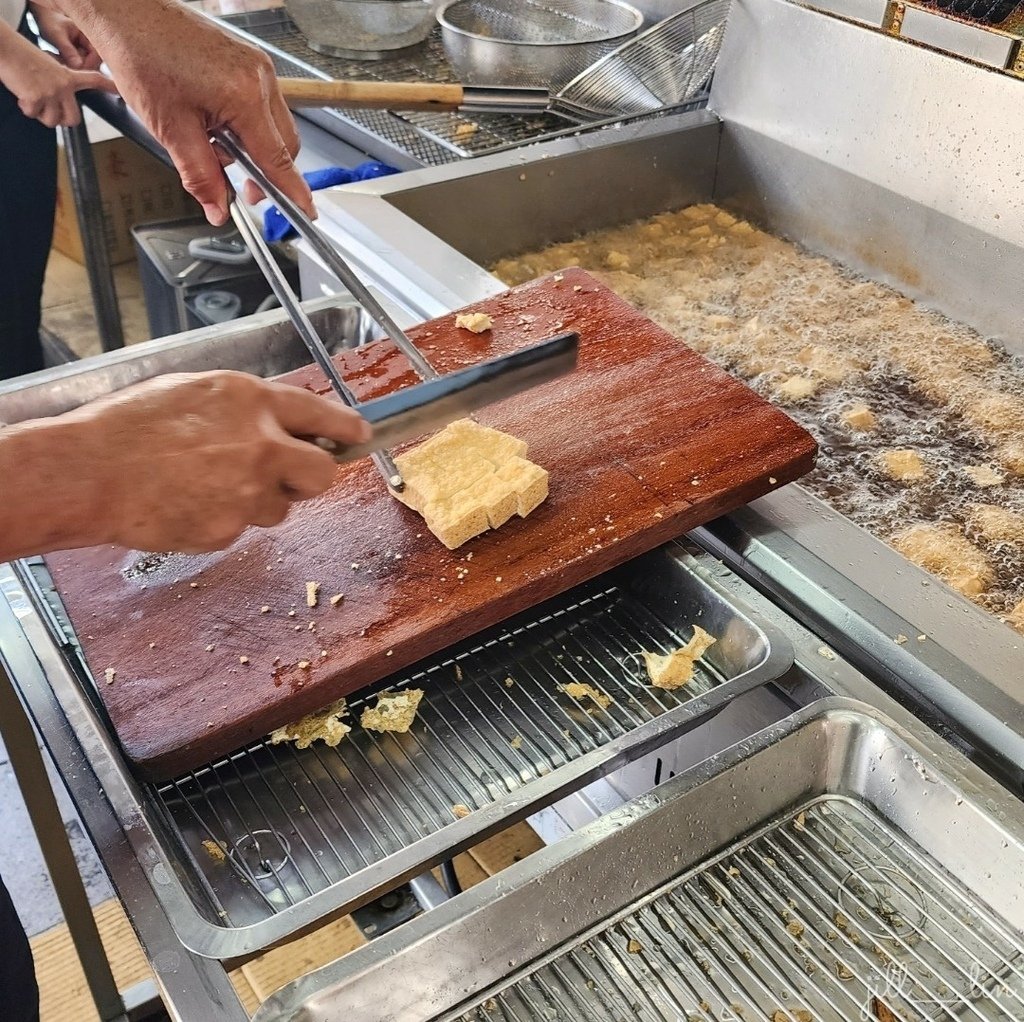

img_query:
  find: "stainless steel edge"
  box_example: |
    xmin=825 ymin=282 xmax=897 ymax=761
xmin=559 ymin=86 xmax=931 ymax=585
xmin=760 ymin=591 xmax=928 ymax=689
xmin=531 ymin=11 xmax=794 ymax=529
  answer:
xmin=709 ymin=0 xmax=1024 ymax=354
xmin=899 ymin=4 xmax=1018 ymax=68
xmin=253 ymin=695 xmax=1024 ymax=1022
xmin=0 ymin=573 xmax=251 ymax=1019
xmin=0 ymin=297 xmax=375 ymax=424
xmin=2 ymin=545 xmax=794 ymax=960
xmin=311 ymin=110 xmax=721 ymax=294
xmin=694 ymin=488 xmax=1024 ymax=793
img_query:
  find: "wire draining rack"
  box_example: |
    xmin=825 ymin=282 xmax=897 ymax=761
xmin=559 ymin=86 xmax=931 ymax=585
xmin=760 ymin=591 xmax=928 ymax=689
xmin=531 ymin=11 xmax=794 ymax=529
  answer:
xmin=19 ymin=541 xmax=791 ymax=958
xmin=460 ymin=797 xmax=1024 ymax=1021
xmin=212 ymin=9 xmax=709 ymax=167
xmin=252 ymin=703 xmax=1024 ymax=1022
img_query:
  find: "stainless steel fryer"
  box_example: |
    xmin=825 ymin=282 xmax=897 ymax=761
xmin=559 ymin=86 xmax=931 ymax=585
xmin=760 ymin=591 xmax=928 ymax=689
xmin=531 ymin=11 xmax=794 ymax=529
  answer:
xmin=306 ymin=0 xmax=1024 ymax=782
xmin=253 ymin=700 xmax=1024 ymax=1021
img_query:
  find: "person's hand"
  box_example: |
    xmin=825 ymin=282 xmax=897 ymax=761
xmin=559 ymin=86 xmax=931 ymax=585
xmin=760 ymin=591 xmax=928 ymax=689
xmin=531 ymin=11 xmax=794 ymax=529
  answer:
xmin=62 ymin=0 xmax=313 ymax=226
xmin=0 ymin=24 xmax=115 ymax=126
xmin=65 ymin=371 xmax=370 ymax=554
xmin=30 ymin=4 xmax=102 ymax=70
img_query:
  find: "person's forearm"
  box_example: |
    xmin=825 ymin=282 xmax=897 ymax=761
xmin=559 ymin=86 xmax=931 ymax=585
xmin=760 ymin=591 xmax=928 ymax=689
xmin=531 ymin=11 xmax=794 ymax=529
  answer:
xmin=0 ymin=18 xmax=35 ymax=68
xmin=0 ymin=418 xmax=110 ymax=560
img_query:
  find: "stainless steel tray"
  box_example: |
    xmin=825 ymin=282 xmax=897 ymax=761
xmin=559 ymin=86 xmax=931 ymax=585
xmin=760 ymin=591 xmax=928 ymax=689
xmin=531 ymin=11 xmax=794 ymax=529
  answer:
xmin=213 ymin=9 xmax=708 ymax=167
xmin=18 ymin=537 xmax=792 ymax=959
xmin=254 ymin=700 xmax=1024 ymax=1021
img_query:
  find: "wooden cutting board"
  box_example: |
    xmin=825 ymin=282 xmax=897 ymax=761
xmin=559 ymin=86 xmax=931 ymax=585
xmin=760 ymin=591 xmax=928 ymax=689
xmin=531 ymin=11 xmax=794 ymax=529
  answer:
xmin=47 ymin=269 xmax=817 ymax=780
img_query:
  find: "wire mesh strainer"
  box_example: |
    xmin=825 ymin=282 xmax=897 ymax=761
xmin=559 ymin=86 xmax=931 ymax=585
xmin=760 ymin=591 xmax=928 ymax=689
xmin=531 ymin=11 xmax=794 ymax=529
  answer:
xmin=557 ymin=0 xmax=731 ymax=117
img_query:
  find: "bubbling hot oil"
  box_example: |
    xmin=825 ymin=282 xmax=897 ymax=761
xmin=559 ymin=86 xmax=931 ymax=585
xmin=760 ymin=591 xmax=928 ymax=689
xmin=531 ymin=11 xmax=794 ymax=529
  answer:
xmin=493 ymin=205 xmax=1024 ymax=625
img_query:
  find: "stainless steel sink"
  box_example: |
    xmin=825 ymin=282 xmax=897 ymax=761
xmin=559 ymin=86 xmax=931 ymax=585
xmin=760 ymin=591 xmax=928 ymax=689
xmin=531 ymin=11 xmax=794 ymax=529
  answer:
xmin=255 ymin=700 xmax=1024 ymax=1021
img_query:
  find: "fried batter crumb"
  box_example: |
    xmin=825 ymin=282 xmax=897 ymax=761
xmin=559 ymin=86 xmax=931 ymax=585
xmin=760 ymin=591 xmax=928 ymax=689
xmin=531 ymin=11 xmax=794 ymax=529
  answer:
xmin=360 ymin=689 xmax=424 ymax=734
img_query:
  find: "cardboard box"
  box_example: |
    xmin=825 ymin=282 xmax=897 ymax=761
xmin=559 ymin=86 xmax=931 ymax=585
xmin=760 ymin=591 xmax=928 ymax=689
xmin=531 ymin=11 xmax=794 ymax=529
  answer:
xmin=53 ymin=114 xmax=199 ymax=266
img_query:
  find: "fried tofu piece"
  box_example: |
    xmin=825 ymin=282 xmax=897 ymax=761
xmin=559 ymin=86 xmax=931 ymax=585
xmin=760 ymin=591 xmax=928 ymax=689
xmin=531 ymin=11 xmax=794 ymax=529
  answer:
xmin=879 ymin=449 xmax=926 ymax=482
xmin=841 ymin=403 xmax=877 ymax=432
xmin=561 ymin=682 xmax=612 ymax=710
xmin=269 ymin=697 xmax=350 ymax=750
xmin=1005 ymin=601 xmax=1024 ymax=634
xmin=965 ymin=465 xmax=1005 ymax=488
xmin=797 ymin=345 xmax=861 ymax=383
xmin=360 ymin=689 xmax=424 ymax=734
xmin=641 ymin=626 xmax=717 ymax=690
xmin=965 ymin=504 xmax=1024 ymax=546
xmin=892 ymin=524 xmax=993 ymax=599
xmin=392 ymin=419 xmax=548 ymax=550
xmin=775 ymin=375 xmax=818 ymax=403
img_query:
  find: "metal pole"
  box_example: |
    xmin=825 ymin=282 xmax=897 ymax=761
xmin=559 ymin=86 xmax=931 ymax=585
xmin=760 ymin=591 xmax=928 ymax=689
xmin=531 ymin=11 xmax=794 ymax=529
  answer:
xmin=0 ymin=660 xmax=128 ymax=1020
xmin=60 ymin=118 xmax=125 ymax=352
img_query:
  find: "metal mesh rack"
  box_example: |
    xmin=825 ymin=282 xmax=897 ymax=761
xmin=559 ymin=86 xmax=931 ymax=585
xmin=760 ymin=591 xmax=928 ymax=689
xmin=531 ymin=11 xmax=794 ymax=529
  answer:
xmin=23 ymin=541 xmax=790 ymax=952
xmin=156 ymin=575 xmax=738 ymax=928
xmin=214 ymin=9 xmax=708 ymax=166
xmin=458 ymin=797 xmax=1024 ymax=1021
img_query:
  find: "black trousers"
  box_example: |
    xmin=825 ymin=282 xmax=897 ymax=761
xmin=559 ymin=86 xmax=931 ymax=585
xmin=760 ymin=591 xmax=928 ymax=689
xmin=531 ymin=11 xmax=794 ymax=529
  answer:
xmin=0 ymin=16 xmax=57 ymax=381
xmin=0 ymin=875 xmax=39 ymax=1021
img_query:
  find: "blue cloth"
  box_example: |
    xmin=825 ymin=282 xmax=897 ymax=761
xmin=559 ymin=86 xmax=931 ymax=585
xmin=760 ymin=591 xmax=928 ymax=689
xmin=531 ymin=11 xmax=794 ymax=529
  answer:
xmin=264 ymin=163 xmax=400 ymax=242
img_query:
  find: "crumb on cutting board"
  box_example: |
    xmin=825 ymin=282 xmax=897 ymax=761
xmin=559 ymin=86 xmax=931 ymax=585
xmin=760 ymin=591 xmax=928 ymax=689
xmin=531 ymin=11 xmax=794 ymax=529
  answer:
xmin=641 ymin=626 xmax=717 ymax=690
xmin=104 ymin=668 xmax=116 ymax=685
xmin=306 ymin=581 xmax=320 ymax=608
xmin=330 ymin=593 xmax=345 ymax=607
xmin=561 ymin=681 xmax=612 ymax=710
xmin=269 ymin=697 xmax=350 ymax=750
xmin=455 ymin=312 xmax=493 ymax=334
xmin=360 ymin=689 xmax=424 ymax=734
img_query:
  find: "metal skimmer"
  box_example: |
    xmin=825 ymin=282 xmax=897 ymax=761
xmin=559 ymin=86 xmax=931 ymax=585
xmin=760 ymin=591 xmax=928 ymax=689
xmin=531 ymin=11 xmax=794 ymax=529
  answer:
xmin=559 ymin=0 xmax=732 ymax=117
xmin=458 ymin=798 xmax=1024 ymax=1021
xmin=213 ymin=11 xmax=709 ymax=165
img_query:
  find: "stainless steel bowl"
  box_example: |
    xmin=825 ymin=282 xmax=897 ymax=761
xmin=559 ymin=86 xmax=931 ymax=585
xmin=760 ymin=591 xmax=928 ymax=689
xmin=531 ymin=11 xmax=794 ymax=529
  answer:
xmin=438 ymin=0 xmax=644 ymax=89
xmin=285 ymin=0 xmax=439 ymax=59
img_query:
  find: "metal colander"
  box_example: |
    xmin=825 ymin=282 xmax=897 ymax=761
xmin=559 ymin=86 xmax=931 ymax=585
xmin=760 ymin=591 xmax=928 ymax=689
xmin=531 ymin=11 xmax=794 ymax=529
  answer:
xmin=558 ymin=0 xmax=731 ymax=117
xmin=438 ymin=0 xmax=645 ymax=88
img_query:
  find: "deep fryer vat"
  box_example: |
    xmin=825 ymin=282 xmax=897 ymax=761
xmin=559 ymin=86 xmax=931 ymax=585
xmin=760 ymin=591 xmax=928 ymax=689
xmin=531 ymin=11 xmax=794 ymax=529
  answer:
xmin=253 ymin=702 xmax=1024 ymax=1022
xmin=20 ymin=540 xmax=792 ymax=956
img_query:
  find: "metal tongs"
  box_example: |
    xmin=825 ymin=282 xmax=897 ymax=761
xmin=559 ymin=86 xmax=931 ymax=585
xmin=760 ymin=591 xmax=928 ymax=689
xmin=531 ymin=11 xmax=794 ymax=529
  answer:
xmin=215 ymin=129 xmax=578 ymax=492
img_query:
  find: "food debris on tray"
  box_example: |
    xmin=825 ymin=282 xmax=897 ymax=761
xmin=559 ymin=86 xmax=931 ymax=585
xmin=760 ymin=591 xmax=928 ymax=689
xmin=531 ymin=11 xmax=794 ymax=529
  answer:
xmin=560 ymin=681 xmax=612 ymax=710
xmin=269 ymin=697 xmax=351 ymax=749
xmin=305 ymin=581 xmax=320 ymax=608
xmin=641 ymin=625 xmax=717 ymax=690
xmin=201 ymin=839 xmax=227 ymax=864
xmin=360 ymin=689 xmax=424 ymax=734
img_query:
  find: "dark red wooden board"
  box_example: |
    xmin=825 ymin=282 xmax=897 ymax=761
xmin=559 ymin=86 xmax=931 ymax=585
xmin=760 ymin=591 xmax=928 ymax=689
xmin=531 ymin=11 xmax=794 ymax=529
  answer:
xmin=46 ymin=269 xmax=817 ymax=780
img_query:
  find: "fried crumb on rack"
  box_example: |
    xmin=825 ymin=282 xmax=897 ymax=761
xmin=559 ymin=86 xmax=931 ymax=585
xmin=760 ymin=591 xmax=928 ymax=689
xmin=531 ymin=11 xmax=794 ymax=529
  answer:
xmin=360 ymin=689 xmax=424 ymax=734
xmin=269 ymin=697 xmax=350 ymax=750
xmin=560 ymin=681 xmax=612 ymax=710
xmin=641 ymin=626 xmax=717 ymax=690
